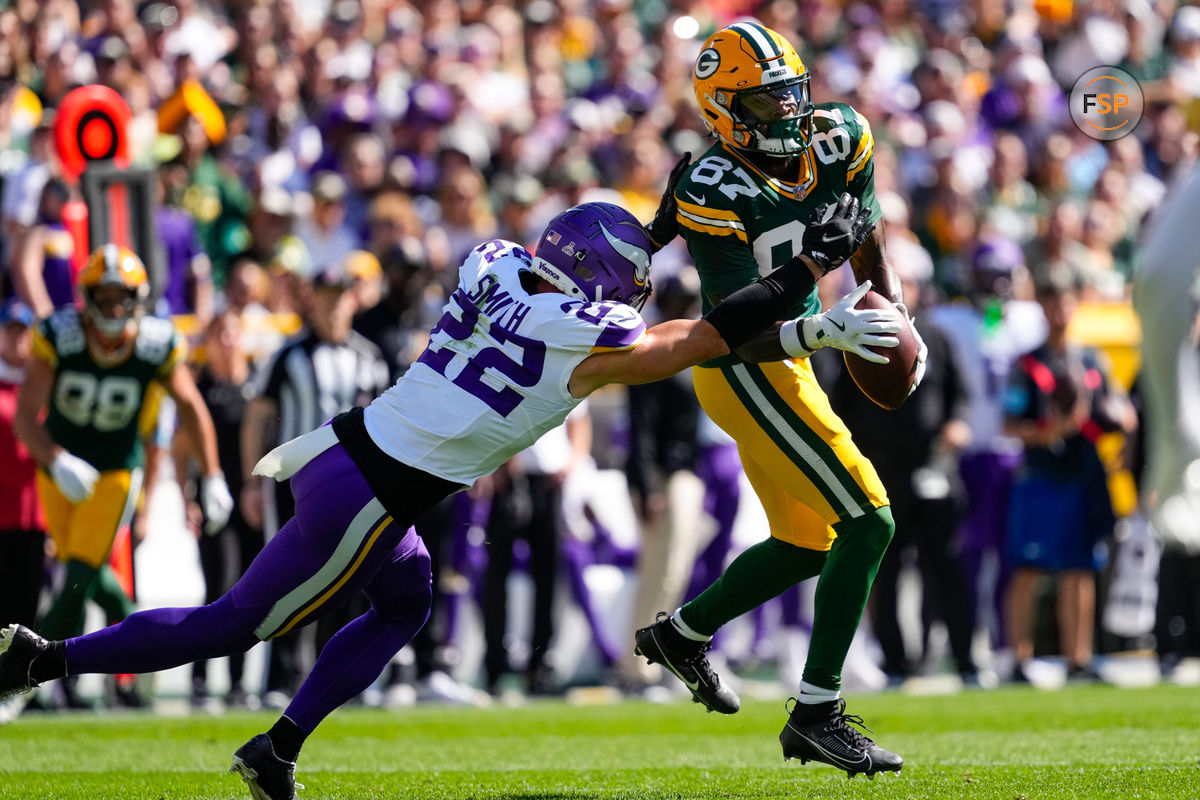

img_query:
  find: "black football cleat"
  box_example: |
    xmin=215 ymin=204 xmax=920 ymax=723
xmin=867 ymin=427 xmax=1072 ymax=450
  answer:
xmin=780 ymin=698 xmax=903 ymax=779
xmin=633 ymin=612 xmax=740 ymax=714
xmin=0 ymin=625 xmax=50 ymax=702
xmin=230 ymin=733 xmax=304 ymax=800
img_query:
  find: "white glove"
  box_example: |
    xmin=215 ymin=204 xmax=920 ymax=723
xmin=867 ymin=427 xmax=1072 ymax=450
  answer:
xmin=49 ymin=450 xmax=100 ymax=504
xmin=201 ymin=474 xmax=234 ymax=535
xmin=895 ymin=301 xmax=928 ymax=396
xmin=780 ymin=281 xmax=902 ymax=364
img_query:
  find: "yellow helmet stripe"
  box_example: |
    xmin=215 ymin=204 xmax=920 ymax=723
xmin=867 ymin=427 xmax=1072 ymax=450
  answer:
xmin=729 ymin=22 xmax=781 ymax=60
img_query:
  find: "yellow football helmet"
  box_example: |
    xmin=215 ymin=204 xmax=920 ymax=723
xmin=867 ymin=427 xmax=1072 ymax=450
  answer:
xmin=692 ymin=22 xmax=814 ymax=157
xmin=79 ymin=244 xmax=149 ymax=337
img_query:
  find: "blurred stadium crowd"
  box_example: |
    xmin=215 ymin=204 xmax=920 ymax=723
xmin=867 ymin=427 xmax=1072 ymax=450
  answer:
xmin=1 ymin=0 xmax=1199 ymax=711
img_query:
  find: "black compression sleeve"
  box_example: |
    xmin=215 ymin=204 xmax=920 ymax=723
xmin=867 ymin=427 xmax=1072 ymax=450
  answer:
xmin=702 ymin=258 xmax=817 ymax=350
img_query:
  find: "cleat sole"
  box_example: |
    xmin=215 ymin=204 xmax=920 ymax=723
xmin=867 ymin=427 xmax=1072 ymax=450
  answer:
xmin=230 ymin=756 xmax=271 ymax=800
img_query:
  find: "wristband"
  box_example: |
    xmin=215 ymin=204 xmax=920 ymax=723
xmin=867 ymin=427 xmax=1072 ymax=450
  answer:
xmin=779 ymin=319 xmax=814 ymax=358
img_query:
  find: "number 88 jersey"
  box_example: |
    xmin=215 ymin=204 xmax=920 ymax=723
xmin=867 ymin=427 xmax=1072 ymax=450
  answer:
xmin=32 ymin=308 xmax=185 ymax=471
xmin=675 ymin=101 xmax=880 ymax=367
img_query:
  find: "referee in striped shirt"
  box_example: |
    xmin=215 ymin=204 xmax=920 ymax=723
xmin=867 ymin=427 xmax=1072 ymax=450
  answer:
xmin=241 ymin=261 xmax=390 ymax=706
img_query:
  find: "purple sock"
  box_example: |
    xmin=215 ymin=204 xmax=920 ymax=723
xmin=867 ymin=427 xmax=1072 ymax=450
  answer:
xmin=65 ymin=601 xmax=259 ymax=675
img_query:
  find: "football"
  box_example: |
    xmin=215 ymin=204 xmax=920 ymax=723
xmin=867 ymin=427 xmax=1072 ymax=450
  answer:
xmin=843 ymin=290 xmax=919 ymax=410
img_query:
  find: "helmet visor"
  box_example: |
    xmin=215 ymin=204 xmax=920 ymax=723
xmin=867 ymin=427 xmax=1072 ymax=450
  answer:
xmin=736 ymin=80 xmax=811 ymax=124
xmin=733 ymin=77 xmax=814 ymax=151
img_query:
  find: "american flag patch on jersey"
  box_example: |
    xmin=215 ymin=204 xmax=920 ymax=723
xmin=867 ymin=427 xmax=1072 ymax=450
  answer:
xmin=546 ymin=231 xmax=561 ymax=245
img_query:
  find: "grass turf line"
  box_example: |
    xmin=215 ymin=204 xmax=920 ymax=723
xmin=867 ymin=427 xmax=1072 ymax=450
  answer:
xmin=0 ymin=684 xmax=1197 ymax=799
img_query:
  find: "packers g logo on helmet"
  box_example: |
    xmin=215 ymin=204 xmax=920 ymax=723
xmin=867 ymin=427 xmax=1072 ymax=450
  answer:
xmin=692 ymin=22 xmax=815 ymax=158
xmin=694 ymin=48 xmax=721 ymax=79
xmin=79 ymin=244 xmax=149 ymax=337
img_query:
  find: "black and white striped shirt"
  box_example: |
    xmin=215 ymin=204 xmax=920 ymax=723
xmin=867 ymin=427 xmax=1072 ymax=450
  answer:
xmin=258 ymin=329 xmax=391 ymax=445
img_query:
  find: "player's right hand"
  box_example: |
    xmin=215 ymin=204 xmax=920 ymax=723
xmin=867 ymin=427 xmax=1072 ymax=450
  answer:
xmin=49 ymin=450 xmax=100 ymax=504
xmin=780 ymin=281 xmax=902 ymax=363
xmin=801 ymin=193 xmax=875 ymax=274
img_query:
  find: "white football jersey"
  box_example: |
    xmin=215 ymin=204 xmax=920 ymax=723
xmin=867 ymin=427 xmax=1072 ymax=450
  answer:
xmin=927 ymin=300 xmax=1046 ymax=452
xmin=364 ymin=239 xmax=646 ymax=484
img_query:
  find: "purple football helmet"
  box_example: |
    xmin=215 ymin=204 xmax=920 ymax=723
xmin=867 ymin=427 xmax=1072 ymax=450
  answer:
xmin=530 ymin=202 xmax=654 ymax=311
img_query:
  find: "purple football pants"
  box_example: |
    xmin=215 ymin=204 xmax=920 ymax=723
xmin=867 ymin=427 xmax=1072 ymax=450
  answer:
xmin=958 ymin=449 xmax=1022 ymax=647
xmin=64 ymin=445 xmax=433 ymax=733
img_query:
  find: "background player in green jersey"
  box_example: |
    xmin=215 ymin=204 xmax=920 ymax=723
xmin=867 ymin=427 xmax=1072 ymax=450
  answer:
xmin=635 ymin=21 xmax=927 ymax=779
xmin=14 ymin=246 xmax=232 ymax=664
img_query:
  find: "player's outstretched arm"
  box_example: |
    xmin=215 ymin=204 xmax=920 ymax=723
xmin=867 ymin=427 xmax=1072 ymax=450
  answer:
xmin=569 ymin=251 xmax=826 ymax=397
xmin=568 ymin=316 xmax=728 ymax=397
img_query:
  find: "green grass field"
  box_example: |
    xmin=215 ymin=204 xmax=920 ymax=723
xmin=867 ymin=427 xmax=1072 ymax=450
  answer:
xmin=1 ymin=684 xmax=1198 ymax=799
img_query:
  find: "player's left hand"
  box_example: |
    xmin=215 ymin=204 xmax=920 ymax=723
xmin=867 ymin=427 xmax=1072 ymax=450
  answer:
xmin=894 ymin=301 xmax=927 ymax=396
xmin=802 ymin=193 xmax=875 ymax=274
xmin=201 ymin=474 xmax=234 ymax=535
xmin=644 ymin=151 xmax=691 ymax=252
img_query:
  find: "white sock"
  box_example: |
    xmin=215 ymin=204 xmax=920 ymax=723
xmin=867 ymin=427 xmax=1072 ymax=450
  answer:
xmin=796 ymin=681 xmax=840 ymax=704
xmin=670 ymin=609 xmax=710 ymax=642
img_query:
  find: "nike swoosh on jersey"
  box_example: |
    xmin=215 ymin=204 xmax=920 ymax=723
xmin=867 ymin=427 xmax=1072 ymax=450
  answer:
xmin=684 ymin=191 xmax=707 ymax=206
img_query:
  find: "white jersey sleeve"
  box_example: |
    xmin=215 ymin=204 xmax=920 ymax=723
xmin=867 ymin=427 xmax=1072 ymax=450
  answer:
xmin=363 ymin=239 xmax=646 ymax=484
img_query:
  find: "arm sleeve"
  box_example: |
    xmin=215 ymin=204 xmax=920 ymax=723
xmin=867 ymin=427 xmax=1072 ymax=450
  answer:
xmin=702 ymin=259 xmax=817 ymax=350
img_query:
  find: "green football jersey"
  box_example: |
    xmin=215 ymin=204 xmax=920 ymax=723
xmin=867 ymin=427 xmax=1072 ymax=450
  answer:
xmin=33 ymin=309 xmax=185 ymax=472
xmin=675 ymin=101 xmax=881 ymax=367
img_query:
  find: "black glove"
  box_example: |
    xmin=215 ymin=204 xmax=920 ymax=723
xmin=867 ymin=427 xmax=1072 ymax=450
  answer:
xmin=644 ymin=151 xmax=692 ymax=252
xmin=800 ymin=192 xmax=875 ymax=275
